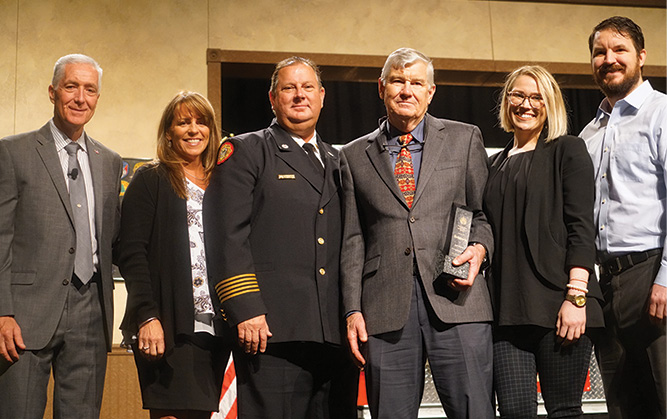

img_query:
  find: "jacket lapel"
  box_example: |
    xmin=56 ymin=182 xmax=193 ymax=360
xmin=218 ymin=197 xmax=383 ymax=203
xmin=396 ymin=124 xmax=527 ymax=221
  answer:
xmin=319 ymin=141 xmax=339 ymax=207
xmin=34 ymin=124 xmax=74 ymax=225
xmin=365 ymin=122 xmax=405 ymax=205
xmin=268 ymin=121 xmax=323 ymax=194
xmin=523 ymin=132 xmax=549 ymax=248
xmin=413 ymin=115 xmax=446 ymax=208
xmin=86 ymin=134 xmax=104 ymax=240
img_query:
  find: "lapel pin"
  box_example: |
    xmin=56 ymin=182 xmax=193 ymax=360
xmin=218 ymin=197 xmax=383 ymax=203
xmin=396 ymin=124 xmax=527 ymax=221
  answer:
xmin=280 ymin=144 xmax=289 ymax=149
xmin=94 ymin=149 xmax=99 ymax=154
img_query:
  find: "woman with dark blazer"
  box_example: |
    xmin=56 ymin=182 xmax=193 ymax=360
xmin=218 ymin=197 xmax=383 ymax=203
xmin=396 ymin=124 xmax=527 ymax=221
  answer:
xmin=483 ymin=66 xmax=604 ymax=418
xmin=118 ymin=91 xmax=226 ymax=419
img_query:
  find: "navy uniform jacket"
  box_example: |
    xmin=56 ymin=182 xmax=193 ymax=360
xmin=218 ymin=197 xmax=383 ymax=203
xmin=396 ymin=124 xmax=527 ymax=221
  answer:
xmin=203 ymin=120 xmax=344 ymax=345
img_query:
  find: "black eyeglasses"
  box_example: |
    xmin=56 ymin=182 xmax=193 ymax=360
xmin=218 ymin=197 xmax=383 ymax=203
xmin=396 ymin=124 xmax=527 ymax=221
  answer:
xmin=507 ymin=91 xmax=544 ymax=109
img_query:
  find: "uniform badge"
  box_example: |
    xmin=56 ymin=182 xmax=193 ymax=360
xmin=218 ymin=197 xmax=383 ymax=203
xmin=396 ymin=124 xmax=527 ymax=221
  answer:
xmin=217 ymin=142 xmax=234 ymax=165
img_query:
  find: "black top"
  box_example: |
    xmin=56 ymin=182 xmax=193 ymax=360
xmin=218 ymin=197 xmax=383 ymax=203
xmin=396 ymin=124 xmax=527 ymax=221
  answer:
xmin=485 ymin=151 xmax=563 ymax=326
xmin=484 ymin=134 xmax=604 ymax=329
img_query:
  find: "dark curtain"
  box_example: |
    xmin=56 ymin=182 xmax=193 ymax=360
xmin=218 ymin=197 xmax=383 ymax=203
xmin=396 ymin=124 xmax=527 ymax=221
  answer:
xmin=221 ymin=77 xmax=662 ymax=148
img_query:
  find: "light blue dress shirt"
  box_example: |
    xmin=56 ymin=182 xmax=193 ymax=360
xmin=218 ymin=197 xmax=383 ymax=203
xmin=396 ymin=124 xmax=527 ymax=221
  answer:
xmin=580 ymin=80 xmax=667 ymax=287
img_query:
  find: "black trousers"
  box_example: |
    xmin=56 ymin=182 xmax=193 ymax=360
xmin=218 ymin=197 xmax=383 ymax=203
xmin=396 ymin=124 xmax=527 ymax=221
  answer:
xmin=596 ymin=254 xmax=666 ymax=419
xmin=233 ymin=341 xmax=358 ymax=419
xmin=494 ymin=326 xmax=593 ymax=419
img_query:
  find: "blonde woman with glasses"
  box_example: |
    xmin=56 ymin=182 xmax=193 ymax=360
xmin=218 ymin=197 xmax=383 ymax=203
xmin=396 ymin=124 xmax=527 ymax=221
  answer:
xmin=483 ymin=66 xmax=604 ymax=418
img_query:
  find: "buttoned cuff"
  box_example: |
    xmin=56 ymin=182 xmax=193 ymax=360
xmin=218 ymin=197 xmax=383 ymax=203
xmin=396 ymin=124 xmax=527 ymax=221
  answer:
xmin=655 ymin=262 xmax=667 ymax=287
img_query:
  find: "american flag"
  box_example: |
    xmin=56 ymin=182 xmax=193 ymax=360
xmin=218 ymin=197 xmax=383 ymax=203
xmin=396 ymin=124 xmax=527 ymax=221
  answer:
xmin=211 ymin=354 xmax=366 ymax=418
xmin=211 ymin=355 xmax=237 ymax=419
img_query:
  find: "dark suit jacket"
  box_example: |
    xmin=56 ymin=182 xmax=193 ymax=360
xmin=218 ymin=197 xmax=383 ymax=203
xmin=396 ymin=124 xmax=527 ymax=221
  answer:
xmin=117 ymin=164 xmax=225 ymax=349
xmin=204 ymin=120 xmax=344 ymax=345
xmin=0 ymin=122 xmax=122 ymax=350
xmin=486 ymin=134 xmax=603 ymax=303
xmin=340 ymin=114 xmax=494 ymax=336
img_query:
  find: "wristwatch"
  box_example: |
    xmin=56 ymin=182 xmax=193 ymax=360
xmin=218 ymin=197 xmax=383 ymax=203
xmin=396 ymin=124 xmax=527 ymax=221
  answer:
xmin=565 ymin=294 xmax=587 ymax=308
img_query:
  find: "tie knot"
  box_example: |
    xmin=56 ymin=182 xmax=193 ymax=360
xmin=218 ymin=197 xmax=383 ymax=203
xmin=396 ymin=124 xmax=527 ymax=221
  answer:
xmin=398 ymin=134 xmax=413 ymax=147
xmin=65 ymin=142 xmax=80 ymax=156
xmin=303 ymin=142 xmax=316 ymax=152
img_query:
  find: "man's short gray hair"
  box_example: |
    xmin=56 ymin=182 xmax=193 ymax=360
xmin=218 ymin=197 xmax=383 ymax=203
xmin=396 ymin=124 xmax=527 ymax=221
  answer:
xmin=380 ymin=48 xmax=434 ymax=87
xmin=269 ymin=56 xmax=322 ymax=96
xmin=52 ymin=54 xmax=103 ymax=91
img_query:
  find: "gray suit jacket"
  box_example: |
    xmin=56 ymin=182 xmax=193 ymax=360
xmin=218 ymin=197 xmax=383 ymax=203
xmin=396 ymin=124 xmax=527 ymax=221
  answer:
xmin=340 ymin=114 xmax=493 ymax=336
xmin=0 ymin=122 xmax=122 ymax=351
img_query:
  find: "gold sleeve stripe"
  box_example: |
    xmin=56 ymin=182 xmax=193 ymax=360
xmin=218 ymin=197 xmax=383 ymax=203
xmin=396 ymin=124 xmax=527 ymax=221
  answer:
xmin=214 ymin=273 xmax=257 ymax=293
xmin=214 ymin=273 xmax=260 ymax=303
xmin=218 ymin=282 xmax=260 ymax=299
xmin=219 ymin=285 xmax=261 ymax=303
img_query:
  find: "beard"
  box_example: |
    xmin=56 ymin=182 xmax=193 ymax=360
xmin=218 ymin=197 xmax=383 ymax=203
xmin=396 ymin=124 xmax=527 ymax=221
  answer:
xmin=594 ymin=62 xmax=642 ymax=99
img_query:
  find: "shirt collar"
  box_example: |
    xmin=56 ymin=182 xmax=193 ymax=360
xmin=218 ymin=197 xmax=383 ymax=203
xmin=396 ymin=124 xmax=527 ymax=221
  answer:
xmin=595 ymin=80 xmax=654 ymax=123
xmin=291 ymin=131 xmax=319 ymax=150
xmin=385 ymin=118 xmax=425 ymax=145
xmin=49 ymin=118 xmax=89 ymax=153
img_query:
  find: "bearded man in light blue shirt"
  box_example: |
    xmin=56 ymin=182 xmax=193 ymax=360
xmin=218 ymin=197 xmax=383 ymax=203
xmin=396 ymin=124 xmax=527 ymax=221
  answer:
xmin=580 ymin=16 xmax=667 ymax=419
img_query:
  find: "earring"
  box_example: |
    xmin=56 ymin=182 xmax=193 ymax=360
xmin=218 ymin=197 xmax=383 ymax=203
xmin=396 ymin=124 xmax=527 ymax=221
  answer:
xmin=168 ymin=140 xmax=172 ymax=148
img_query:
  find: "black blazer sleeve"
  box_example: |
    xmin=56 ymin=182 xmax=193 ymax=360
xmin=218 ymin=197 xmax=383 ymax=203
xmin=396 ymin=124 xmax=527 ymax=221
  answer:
xmin=117 ymin=165 xmax=161 ymax=335
xmin=523 ymin=135 xmax=597 ymax=291
xmin=561 ymin=136 xmax=597 ymax=272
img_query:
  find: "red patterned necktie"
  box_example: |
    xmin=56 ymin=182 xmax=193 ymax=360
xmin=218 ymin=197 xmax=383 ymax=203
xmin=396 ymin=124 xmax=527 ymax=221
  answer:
xmin=394 ymin=133 xmax=415 ymax=208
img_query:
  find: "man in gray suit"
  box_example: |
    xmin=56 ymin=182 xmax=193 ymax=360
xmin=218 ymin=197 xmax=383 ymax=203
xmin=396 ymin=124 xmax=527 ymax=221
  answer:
xmin=0 ymin=54 xmax=122 ymax=418
xmin=341 ymin=48 xmax=494 ymax=419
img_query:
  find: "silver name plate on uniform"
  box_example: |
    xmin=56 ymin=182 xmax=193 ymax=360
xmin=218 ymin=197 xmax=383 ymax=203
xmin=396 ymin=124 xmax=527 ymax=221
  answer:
xmin=441 ymin=205 xmax=472 ymax=279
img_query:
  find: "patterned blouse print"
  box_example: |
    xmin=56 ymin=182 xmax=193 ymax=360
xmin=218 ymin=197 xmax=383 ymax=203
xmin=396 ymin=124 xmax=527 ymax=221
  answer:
xmin=186 ymin=179 xmax=215 ymax=317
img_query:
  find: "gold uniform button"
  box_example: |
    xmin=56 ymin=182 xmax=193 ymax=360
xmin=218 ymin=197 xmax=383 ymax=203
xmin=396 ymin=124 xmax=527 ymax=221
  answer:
xmin=319 ymin=268 xmax=326 ymax=275
xmin=318 ymin=208 xmax=324 ymax=214
xmin=404 ymin=247 xmax=411 ymax=255
xmin=317 ymin=238 xmax=325 ymax=245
